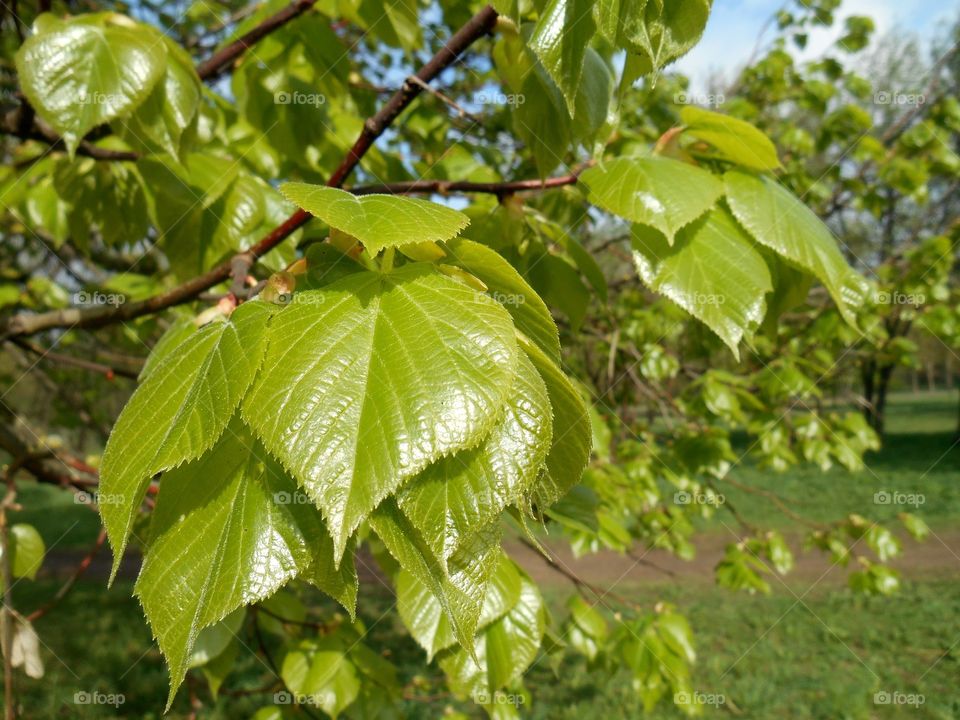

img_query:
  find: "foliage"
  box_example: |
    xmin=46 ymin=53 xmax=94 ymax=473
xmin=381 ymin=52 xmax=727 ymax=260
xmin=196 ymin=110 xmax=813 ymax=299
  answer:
xmin=0 ymin=0 xmax=955 ymax=717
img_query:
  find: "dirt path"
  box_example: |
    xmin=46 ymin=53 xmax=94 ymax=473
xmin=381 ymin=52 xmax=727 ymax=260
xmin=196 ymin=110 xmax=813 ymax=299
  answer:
xmin=507 ymin=528 xmax=960 ymax=589
xmin=39 ymin=528 xmax=960 ymax=592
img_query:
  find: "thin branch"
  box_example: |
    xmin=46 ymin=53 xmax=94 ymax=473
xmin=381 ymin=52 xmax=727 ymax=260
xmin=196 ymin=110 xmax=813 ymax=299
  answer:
xmin=195 ymin=0 xmax=321 ymax=81
xmin=1 ymin=0 xmax=325 ymax=158
xmin=326 ymin=5 xmax=498 ymax=188
xmin=8 ymin=338 xmax=139 ymax=379
xmin=0 ymin=4 xmax=501 ymax=340
xmin=26 ymin=528 xmax=107 ymax=622
xmin=517 ymin=537 xmax=643 ymax=612
xmin=719 ymin=476 xmax=826 ymax=530
xmin=405 ymin=74 xmax=482 ymax=122
xmin=348 ymin=163 xmax=589 ymax=199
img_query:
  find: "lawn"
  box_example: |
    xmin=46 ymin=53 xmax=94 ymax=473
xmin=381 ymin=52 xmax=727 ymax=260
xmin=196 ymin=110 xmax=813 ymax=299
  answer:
xmin=3 ymin=391 xmax=958 ymax=718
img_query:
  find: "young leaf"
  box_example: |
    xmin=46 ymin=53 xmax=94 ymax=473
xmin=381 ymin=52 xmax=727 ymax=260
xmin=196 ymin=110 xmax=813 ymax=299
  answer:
xmin=529 ymin=0 xmax=596 ymax=116
xmin=444 ymin=238 xmax=561 ymax=361
xmin=370 ymin=500 xmax=501 ymax=652
xmin=518 ymin=335 xmax=592 ymax=507
xmin=136 ymin=423 xmax=328 ymax=707
xmin=580 ymin=156 xmax=723 ymax=244
xmin=243 ymin=264 xmax=518 ymax=561
xmin=120 ymin=38 xmax=201 ymax=159
xmin=398 ymin=551 xmax=522 ymax=660
xmin=3 ymin=524 xmax=46 ymax=580
xmin=397 ymin=353 xmax=552 ymax=565
xmin=631 ymin=208 xmax=773 ymax=356
xmin=304 ymin=535 xmax=359 ymax=620
xmin=100 ymin=301 xmax=273 ymax=580
xmin=724 ymin=171 xmax=869 ymax=323
xmin=279 ymin=184 xmax=469 ymax=254
xmin=281 ymin=637 xmax=361 ymax=718
xmin=439 ymin=566 xmax=545 ymax=705
xmin=15 ymin=13 xmax=167 ymax=154
xmin=681 ymin=106 xmax=780 ymax=170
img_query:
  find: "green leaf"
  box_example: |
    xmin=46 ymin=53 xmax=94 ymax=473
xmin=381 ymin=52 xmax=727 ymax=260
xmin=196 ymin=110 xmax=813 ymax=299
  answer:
xmin=120 ymin=38 xmax=201 ymax=159
xmin=529 ymin=0 xmax=596 ymax=116
xmin=397 ymin=352 xmax=552 ymax=565
xmin=3 ymin=524 xmax=46 ymax=580
xmin=371 ymin=500 xmax=501 ymax=652
xmin=136 ymin=423 xmax=326 ymax=707
xmin=187 ymin=609 xmax=245 ymax=669
xmin=279 ymin=184 xmax=470 ymax=255
xmin=281 ymin=637 xmax=361 ymax=718
xmin=100 ymin=301 xmax=273 ymax=580
xmin=16 ymin=13 xmax=167 ymax=154
xmin=568 ymin=594 xmax=608 ymax=641
xmin=572 ymin=48 xmax=614 ymax=145
xmin=139 ymin=317 xmax=197 ymax=381
xmin=439 ymin=566 xmax=545 ymax=704
xmin=519 ymin=335 xmax=592 ymax=507
xmin=398 ymin=551 xmax=522 ymax=660
xmin=618 ymin=0 xmax=712 ymax=73
xmin=244 ymin=264 xmax=518 ymax=561
xmin=580 ymin=156 xmax=723 ymax=244
xmin=631 ymin=208 xmax=773 ymax=356
xmin=200 ymin=639 xmax=238 ymax=700
xmin=681 ymin=106 xmax=780 ymax=170
xmin=724 ymin=170 xmax=869 ymax=324
xmin=527 ymin=253 xmax=590 ymax=331
xmin=444 ymin=238 xmax=561 ymax=362
xmin=304 ymin=535 xmax=359 ymax=620
xmin=514 ymin=65 xmax=572 ymax=177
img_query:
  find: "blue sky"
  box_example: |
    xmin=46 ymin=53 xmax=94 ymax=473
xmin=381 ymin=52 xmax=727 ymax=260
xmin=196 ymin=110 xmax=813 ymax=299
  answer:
xmin=675 ymin=0 xmax=958 ymax=90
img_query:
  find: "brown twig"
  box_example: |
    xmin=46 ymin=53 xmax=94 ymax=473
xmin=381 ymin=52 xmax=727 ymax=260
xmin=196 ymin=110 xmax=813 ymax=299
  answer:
xmin=1 ymin=0 xmax=324 ymax=159
xmin=0 ymin=4 xmax=501 ymax=340
xmin=26 ymin=528 xmax=107 ymax=622
xmin=8 ymin=338 xmax=138 ymax=380
xmin=348 ymin=163 xmax=589 ymax=199
xmin=517 ymin=537 xmax=643 ymax=612
xmin=195 ymin=0 xmax=320 ymax=81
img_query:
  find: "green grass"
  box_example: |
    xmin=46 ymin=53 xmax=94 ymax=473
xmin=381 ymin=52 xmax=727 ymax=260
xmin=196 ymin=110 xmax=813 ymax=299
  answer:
xmin=2 ymin=391 xmax=958 ymax=718
xmin=722 ymin=391 xmax=960 ymax=530
xmin=525 ymin=578 xmax=960 ymax=720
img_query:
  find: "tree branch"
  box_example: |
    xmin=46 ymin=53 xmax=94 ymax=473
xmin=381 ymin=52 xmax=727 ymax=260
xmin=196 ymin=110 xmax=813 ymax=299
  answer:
xmin=194 ymin=0 xmax=321 ymax=81
xmin=8 ymin=338 xmax=139 ymax=379
xmin=348 ymin=163 xmax=589 ymax=199
xmin=0 ymin=4 xmax=501 ymax=340
xmin=1 ymin=0 xmax=324 ymax=158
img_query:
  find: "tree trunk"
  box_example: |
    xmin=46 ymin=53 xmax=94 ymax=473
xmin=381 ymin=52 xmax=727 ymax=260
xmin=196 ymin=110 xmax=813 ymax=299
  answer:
xmin=862 ymin=360 xmax=877 ymax=427
xmin=874 ymin=364 xmax=895 ymax=436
